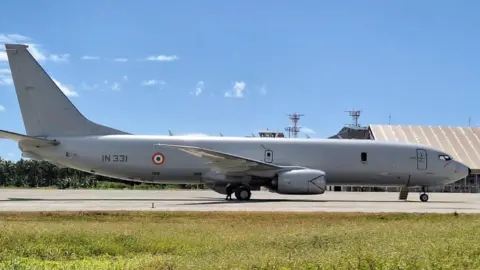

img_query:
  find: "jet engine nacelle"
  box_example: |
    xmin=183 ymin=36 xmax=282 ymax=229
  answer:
xmin=272 ymin=169 xmax=327 ymax=195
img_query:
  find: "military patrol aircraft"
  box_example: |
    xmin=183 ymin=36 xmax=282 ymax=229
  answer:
xmin=0 ymin=44 xmax=470 ymax=202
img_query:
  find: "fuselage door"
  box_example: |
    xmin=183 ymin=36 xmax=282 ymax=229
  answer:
xmin=416 ymin=149 xmax=427 ymax=170
xmin=264 ymin=150 xmax=273 ymax=163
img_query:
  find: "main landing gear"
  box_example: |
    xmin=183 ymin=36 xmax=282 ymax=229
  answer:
xmin=229 ymin=184 xmax=251 ymax=201
xmin=420 ymin=186 xmax=429 ymax=202
xmin=235 ymin=185 xmax=252 ymax=200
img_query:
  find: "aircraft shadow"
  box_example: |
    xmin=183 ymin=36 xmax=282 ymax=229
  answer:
xmin=2 ymin=198 xmax=224 ymax=202
xmin=1 ymin=198 xmax=465 ymax=204
xmin=182 ymin=198 xmax=465 ymax=205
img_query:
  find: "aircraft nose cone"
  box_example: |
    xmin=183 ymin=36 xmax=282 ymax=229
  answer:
xmin=455 ymin=162 xmax=470 ymax=178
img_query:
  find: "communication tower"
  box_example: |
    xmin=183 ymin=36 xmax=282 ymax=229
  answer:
xmin=345 ymin=109 xmax=362 ymax=128
xmin=284 ymin=112 xmax=304 ymax=138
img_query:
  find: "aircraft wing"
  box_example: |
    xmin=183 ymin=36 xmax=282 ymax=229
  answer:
xmin=0 ymin=129 xmax=59 ymax=147
xmin=154 ymin=143 xmax=284 ymax=175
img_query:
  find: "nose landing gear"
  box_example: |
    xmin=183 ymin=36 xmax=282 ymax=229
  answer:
xmin=420 ymin=186 xmax=429 ymax=202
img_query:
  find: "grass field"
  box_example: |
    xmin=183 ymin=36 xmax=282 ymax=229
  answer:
xmin=0 ymin=211 xmax=479 ymax=270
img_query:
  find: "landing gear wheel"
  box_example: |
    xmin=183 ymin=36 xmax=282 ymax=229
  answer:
xmin=235 ymin=185 xmax=252 ymax=201
xmin=420 ymin=193 xmax=429 ymax=202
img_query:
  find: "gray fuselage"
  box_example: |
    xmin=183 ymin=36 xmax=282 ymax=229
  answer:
xmin=27 ymin=135 xmax=466 ymax=188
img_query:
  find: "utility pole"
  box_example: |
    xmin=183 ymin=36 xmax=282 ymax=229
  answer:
xmin=284 ymin=112 xmax=304 ymax=138
xmin=345 ymin=109 xmax=362 ymax=128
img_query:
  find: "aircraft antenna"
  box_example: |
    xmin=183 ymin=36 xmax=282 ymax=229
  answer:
xmin=285 ymin=112 xmax=304 ymax=138
xmin=345 ymin=109 xmax=362 ymax=128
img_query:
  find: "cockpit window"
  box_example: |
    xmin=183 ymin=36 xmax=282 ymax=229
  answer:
xmin=438 ymin=155 xmax=452 ymax=161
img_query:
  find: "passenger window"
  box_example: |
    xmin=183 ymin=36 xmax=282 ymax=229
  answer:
xmin=361 ymin=152 xmax=367 ymax=162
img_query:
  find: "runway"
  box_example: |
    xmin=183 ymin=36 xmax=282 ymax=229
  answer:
xmin=0 ymin=189 xmax=479 ymax=213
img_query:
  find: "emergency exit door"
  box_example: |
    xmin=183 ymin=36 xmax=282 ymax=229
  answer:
xmin=416 ymin=149 xmax=427 ymax=170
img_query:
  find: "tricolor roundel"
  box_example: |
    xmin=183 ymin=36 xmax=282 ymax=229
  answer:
xmin=152 ymin=152 xmax=166 ymax=165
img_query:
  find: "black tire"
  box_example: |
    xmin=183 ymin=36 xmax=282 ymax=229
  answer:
xmin=235 ymin=185 xmax=252 ymax=200
xmin=420 ymin=193 xmax=429 ymax=202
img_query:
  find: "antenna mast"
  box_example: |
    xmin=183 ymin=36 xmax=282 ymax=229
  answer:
xmin=345 ymin=109 xmax=362 ymax=128
xmin=285 ymin=112 xmax=304 ymax=138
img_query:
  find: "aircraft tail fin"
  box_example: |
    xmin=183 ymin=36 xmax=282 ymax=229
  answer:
xmin=4 ymin=44 xmax=129 ymax=137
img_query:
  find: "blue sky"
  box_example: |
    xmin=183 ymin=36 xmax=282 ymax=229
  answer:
xmin=1 ymin=0 xmax=480 ymax=161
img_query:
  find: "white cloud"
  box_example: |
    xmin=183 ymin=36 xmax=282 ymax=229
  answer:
xmin=111 ymin=82 xmax=121 ymax=91
xmin=49 ymin=54 xmax=69 ymax=62
xmin=90 ymin=77 xmax=126 ymax=92
xmin=82 ymin=79 xmax=124 ymax=92
xmin=0 ymin=77 xmax=12 ymax=85
xmin=259 ymin=84 xmax=267 ymax=95
xmin=0 ymin=105 xmax=5 ymax=111
xmin=225 ymin=81 xmax=246 ymax=98
xmin=52 ymin=78 xmax=78 ymax=97
xmin=22 ymin=44 xmax=46 ymax=61
xmin=81 ymin=82 xmax=99 ymax=91
xmin=146 ymin=55 xmax=179 ymax=62
xmin=0 ymin=68 xmax=12 ymax=85
xmin=0 ymin=68 xmax=11 ymax=74
xmin=114 ymin=58 xmax=128 ymax=62
xmin=81 ymin=55 xmax=99 ymax=60
xmin=0 ymin=34 xmax=30 ymax=43
xmin=3 ymin=152 xmax=19 ymax=162
xmin=300 ymin=126 xmax=316 ymax=134
xmin=141 ymin=79 xmax=165 ymax=86
xmin=0 ymin=34 xmax=69 ymax=63
xmin=192 ymin=80 xmax=204 ymax=96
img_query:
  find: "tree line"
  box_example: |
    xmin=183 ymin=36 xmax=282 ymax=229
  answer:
xmin=0 ymin=158 xmax=205 ymax=189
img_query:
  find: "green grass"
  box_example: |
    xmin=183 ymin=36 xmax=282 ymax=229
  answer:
xmin=0 ymin=211 xmax=479 ymax=269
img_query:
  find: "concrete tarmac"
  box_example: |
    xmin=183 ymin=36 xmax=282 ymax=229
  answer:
xmin=0 ymin=189 xmax=479 ymax=213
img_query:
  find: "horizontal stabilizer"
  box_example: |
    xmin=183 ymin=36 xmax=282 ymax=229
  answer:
xmin=154 ymin=143 xmax=282 ymax=174
xmin=0 ymin=129 xmax=59 ymax=147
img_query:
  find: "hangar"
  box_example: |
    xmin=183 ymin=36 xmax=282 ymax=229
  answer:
xmin=328 ymin=124 xmax=480 ymax=193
